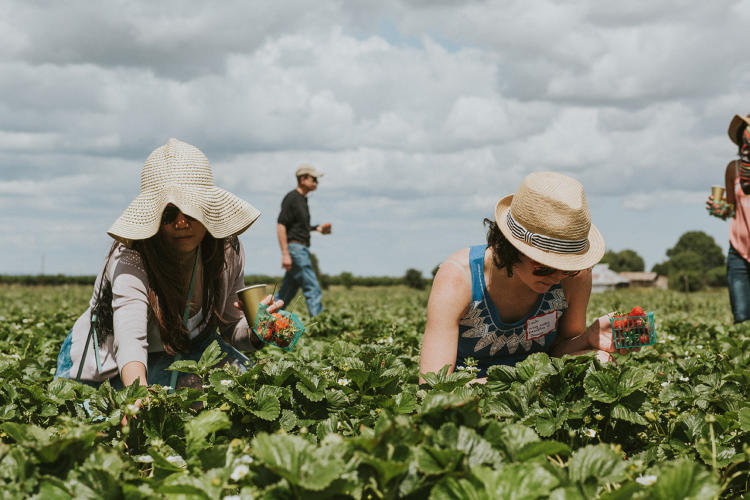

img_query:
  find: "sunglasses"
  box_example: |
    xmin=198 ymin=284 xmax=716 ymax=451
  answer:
xmin=529 ymin=259 xmax=581 ymax=278
xmin=309 ymin=176 xmax=318 ymax=183
xmin=161 ymin=206 xmax=197 ymax=225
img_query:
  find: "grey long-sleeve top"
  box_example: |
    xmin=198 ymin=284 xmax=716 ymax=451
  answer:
xmin=68 ymin=239 xmax=254 ymax=382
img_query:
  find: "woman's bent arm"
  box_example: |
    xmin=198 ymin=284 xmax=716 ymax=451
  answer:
xmin=121 ymin=361 xmax=148 ymax=387
xmin=419 ymin=256 xmax=472 ymax=384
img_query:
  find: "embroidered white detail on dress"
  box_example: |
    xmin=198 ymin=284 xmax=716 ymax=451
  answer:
xmin=459 ymin=302 xmax=489 ymax=339
xmin=547 ymin=287 xmax=567 ymax=311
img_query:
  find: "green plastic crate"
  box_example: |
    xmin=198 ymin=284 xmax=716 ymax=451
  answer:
xmin=609 ymin=311 xmax=655 ymax=349
xmin=253 ymin=304 xmax=305 ymax=351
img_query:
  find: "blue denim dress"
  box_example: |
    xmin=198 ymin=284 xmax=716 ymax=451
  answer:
xmin=455 ymin=245 xmax=568 ymax=377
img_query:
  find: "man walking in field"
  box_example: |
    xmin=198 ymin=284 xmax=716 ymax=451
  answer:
xmin=276 ymin=165 xmax=331 ymax=316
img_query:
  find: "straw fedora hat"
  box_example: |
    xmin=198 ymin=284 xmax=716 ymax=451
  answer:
xmin=728 ymin=113 xmax=750 ymax=146
xmin=494 ymin=172 xmax=605 ymax=271
xmin=107 ymin=138 xmax=260 ymax=245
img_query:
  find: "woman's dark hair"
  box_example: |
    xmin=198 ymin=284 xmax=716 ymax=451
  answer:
xmin=94 ymin=233 xmax=232 ymax=356
xmin=484 ymin=218 xmax=521 ymax=277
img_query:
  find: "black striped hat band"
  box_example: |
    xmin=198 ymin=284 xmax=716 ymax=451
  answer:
xmin=506 ymin=211 xmax=588 ymax=254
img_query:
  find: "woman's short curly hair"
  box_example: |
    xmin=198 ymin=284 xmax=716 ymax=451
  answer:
xmin=484 ymin=218 xmax=522 ymax=277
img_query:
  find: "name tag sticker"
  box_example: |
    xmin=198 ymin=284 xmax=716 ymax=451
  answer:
xmin=525 ymin=311 xmax=557 ymax=340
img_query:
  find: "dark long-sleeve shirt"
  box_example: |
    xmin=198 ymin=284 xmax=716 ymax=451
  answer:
xmin=277 ymin=189 xmax=316 ymax=246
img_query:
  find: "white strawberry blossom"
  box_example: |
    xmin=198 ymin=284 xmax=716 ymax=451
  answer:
xmin=135 ymin=455 xmax=154 ymax=463
xmin=636 ymin=475 xmax=657 ymax=486
xmin=660 ymin=382 xmax=669 ymax=387
xmin=221 ymin=379 xmax=233 ymax=387
xmin=230 ymin=464 xmax=250 ymax=481
xmin=679 ymin=376 xmax=689 ymax=382
xmin=166 ymin=455 xmax=186 ymax=467
xmin=337 ymin=378 xmax=351 ymax=386
xmin=582 ymin=428 xmax=597 ymax=437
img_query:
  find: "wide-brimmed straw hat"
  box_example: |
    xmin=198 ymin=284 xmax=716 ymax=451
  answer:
xmin=107 ymin=138 xmax=260 ymax=245
xmin=494 ymin=172 xmax=605 ymax=271
xmin=728 ymin=114 xmax=750 ymax=146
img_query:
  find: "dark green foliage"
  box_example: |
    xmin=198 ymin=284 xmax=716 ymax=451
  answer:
xmin=706 ymin=266 xmax=728 ymax=287
xmin=666 ymin=231 xmax=725 ymax=270
xmin=404 ymin=268 xmax=425 ymax=290
xmin=339 ymin=271 xmax=354 ymax=289
xmin=601 ymin=249 xmax=645 ymax=272
xmin=653 ymin=231 xmax=727 ymax=291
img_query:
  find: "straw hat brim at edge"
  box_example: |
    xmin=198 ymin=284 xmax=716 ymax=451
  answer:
xmin=107 ymin=184 xmax=261 ymax=247
xmin=728 ymin=114 xmax=750 ymax=146
xmin=495 ymin=195 xmax=605 ymax=271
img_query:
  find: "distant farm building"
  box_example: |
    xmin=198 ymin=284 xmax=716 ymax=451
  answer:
xmin=618 ymin=271 xmax=668 ymax=289
xmin=591 ymin=264 xmax=630 ymax=293
xmin=592 ymin=265 xmax=667 ymax=292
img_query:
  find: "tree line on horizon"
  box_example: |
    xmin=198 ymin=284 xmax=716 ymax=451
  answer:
xmin=601 ymin=230 xmax=725 ymax=292
xmin=0 ymin=230 xmax=726 ymax=292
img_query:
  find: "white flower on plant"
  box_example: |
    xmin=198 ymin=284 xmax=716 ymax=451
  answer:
xmin=236 ymin=454 xmax=254 ymax=464
xmin=679 ymin=376 xmax=689 ymax=382
xmin=666 ymin=335 xmax=676 ymax=341
xmin=202 ymin=384 xmax=211 ymax=389
xmin=337 ymin=378 xmax=351 ymax=386
xmin=166 ymin=455 xmax=186 ymax=467
xmin=582 ymin=428 xmax=597 ymax=438
xmin=220 ymin=379 xmax=233 ymax=387
xmin=660 ymin=382 xmax=669 ymax=387
xmin=230 ymin=464 xmax=250 ymax=481
xmin=636 ymin=474 xmax=657 ymax=486
xmin=696 ymin=345 xmax=703 ymax=349
xmin=378 ymin=336 xmax=394 ymax=344
xmin=135 ymin=455 xmax=154 ymax=463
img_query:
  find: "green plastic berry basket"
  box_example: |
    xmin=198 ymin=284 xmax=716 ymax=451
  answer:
xmin=609 ymin=312 xmax=656 ymax=349
xmin=253 ymin=304 xmax=305 ymax=351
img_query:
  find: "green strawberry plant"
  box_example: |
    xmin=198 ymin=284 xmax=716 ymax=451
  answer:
xmin=0 ymin=284 xmax=747 ymax=497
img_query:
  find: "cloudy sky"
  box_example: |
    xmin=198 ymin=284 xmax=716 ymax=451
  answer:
xmin=2 ymin=0 xmax=749 ymax=277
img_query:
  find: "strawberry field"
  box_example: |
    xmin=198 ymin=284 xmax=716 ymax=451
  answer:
xmin=1 ymin=283 xmax=750 ymax=499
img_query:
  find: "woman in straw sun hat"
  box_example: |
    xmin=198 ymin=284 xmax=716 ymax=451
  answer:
xmin=55 ymin=138 xmax=284 ymax=398
xmin=706 ymin=113 xmax=750 ymax=323
xmin=420 ymin=172 xmax=629 ymax=384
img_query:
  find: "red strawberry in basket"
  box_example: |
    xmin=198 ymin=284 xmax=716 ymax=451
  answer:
xmin=629 ymin=306 xmax=646 ymax=316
